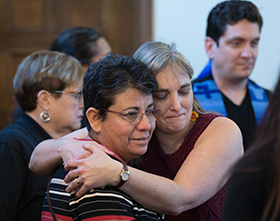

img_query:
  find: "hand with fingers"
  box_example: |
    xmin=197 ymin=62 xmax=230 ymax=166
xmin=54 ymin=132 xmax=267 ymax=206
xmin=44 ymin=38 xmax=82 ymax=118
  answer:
xmin=58 ymin=138 xmax=92 ymax=165
xmin=64 ymin=143 xmax=122 ymax=198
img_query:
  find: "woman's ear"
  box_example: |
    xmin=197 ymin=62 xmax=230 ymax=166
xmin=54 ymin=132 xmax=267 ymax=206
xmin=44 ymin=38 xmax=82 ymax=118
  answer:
xmin=37 ymin=90 xmax=51 ymax=110
xmin=205 ymin=37 xmax=216 ymax=60
xmin=86 ymin=107 xmax=102 ymax=133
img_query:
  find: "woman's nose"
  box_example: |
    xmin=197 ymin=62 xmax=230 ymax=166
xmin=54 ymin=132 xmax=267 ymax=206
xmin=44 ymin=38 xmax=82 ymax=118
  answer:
xmin=170 ymin=94 xmax=181 ymax=111
xmin=136 ymin=113 xmax=152 ymax=130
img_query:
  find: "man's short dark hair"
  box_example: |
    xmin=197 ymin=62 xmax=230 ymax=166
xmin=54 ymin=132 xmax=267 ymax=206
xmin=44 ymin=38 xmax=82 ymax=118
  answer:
xmin=206 ymin=1 xmax=263 ymax=45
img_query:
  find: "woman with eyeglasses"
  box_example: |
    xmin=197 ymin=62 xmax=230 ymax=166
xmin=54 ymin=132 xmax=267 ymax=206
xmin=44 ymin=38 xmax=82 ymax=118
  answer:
xmin=30 ymin=42 xmax=243 ymax=220
xmin=0 ymin=50 xmax=85 ymax=221
xmin=40 ymin=54 xmax=164 ymax=220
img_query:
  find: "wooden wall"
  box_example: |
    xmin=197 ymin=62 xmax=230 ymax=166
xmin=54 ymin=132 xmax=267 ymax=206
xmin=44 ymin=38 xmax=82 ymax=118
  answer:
xmin=0 ymin=0 xmax=152 ymax=130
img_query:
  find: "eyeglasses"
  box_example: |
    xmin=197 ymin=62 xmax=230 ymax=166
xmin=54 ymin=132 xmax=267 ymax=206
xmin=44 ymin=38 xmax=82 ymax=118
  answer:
xmin=54 ymin=90 xmax=83 ymax=103
xmin=99 ymin=108 xmax=160 ymax=124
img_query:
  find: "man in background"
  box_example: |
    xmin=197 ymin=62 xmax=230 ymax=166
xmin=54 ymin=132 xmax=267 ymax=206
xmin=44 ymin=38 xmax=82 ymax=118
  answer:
xmin=192 ymin=0 xmax=271 ymax=151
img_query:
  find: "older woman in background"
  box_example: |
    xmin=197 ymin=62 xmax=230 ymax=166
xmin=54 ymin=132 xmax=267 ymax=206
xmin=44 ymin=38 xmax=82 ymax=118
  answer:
xmin=0 ymin=51 xmax=85 ymax=221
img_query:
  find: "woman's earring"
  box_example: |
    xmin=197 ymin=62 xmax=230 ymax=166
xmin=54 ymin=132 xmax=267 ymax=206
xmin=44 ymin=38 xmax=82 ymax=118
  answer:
xmin=40 ymin=110 xmax=51 ymax=123
xmin=190 ymin=111 xmax=199 ymax=122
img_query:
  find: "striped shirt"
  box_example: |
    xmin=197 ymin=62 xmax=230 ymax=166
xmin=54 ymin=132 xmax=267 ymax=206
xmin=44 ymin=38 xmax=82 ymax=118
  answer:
xmin=42 ymin=163 xmax=163 ymax=221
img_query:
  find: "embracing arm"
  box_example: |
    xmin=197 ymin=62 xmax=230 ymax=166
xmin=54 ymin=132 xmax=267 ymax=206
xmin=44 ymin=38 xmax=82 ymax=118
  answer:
xmin=29 ymin=127 xmax=88 ymax=176
xmin=123 ymin=117 xmax=243 ymax=214
xmin=64 ymin=117 xmax=243 ymax=215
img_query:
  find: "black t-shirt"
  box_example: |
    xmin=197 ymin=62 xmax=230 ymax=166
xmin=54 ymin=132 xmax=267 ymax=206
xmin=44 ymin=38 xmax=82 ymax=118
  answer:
xmin=222 ymin=90 xmax=256 ymax=151
xmin=0 ymin=111 xmax=51 ymax=221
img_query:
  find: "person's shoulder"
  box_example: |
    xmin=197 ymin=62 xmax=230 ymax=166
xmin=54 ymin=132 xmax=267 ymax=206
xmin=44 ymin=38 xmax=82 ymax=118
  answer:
xmin=210 ymin=116 xmax=240 ymax=129
xmin=0 ymin=123 xmax=30 ymax=140
xmin=195 ymin=113 xmax=222 ymax=127
xmin=248 ymin=79 xmax=266 ymax=88
xmin=0 ymin=122 xmax=35 ymax=152
xmin=0 ymin=123 xmax=23 ymax=138
xmin=195 ymin=114 xmax=243 ymax=163
xmin=248 ymin=79 xmax=272 ymax=96
xmin=198 ymin=113 xmax=242 ymax=141
xmin=199 ymin=112 xmax=223 ymax=120
xmin=205 ymin=116 xmax=242 ymax=142
xmin=192 ymin=75 xmax=213 ymax=85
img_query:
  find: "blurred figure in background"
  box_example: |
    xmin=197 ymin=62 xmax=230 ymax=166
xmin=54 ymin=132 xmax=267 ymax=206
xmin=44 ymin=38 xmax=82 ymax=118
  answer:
xmin=223 ymin=73 xmax=280 ymax=221
xmin=12 ymin=27 xmax=111 ymax=123
xmin=49 ymin=26 xmax=112 ymax=70
xmin=0 ymin=51 xmax=85 ymax=221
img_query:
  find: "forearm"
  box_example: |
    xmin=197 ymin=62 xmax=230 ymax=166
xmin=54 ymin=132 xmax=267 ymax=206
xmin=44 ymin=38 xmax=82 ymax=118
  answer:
xmin=66 ymin=157 xmax=192 ymax=215
xmin=120 ymin=166 xmax=194 ymax=215
xmin=29 ymin=128 xmax=88 ymax=176
xmin=64 ymin=142 xmax=230 ymax=215
xmin=29 ymin=139 xmax=63 ymax=176
xmin=65 ymin=151 xmax=208 ymax=215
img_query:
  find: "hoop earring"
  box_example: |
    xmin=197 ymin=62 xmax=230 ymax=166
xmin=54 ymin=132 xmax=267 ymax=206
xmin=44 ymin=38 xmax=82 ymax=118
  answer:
xmin=40 ymin=110 xmax=51 ymax=123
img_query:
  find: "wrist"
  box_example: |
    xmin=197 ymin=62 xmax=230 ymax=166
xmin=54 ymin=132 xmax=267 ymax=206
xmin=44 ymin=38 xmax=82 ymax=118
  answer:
xmin=57 ymin=144 xmax=64 ymax=164
xmin=112 ymin=162 xmax=124 ymax=186
xmin=116 ymin=163 xmax=130 ymax=188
